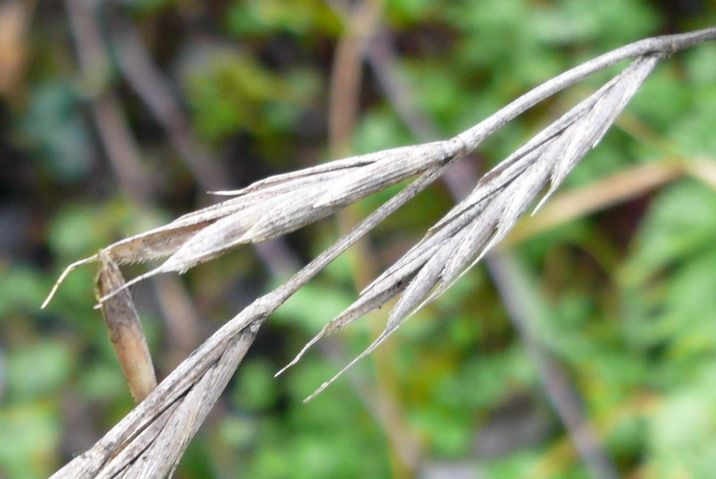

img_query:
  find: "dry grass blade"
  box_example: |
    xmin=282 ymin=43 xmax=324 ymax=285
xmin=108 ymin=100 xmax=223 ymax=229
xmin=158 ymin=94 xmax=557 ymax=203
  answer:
xmin=49 ymin=28 xmax=716 ymax=478
xmin=51 ymin=160 xmax=463 ymax=478
xmin=293 ymin=55 xmax=659 ymax=400
xmin=95 ymin=251 xmax=156 ymax=403
xmin=43 ymin=141 xmax=454 ymax=309
xmin=42 ymin=217 xmax=219 ymax=308
xmin=92 ymin=141 xmax=456 ymax=304
xmin=47 ymin=24 xmax=712 ymax=308
xmin=114 ymin=323 xmax=259 ymax=478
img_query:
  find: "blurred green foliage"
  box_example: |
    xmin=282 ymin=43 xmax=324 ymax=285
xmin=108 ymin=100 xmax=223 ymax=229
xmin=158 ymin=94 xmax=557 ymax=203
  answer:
xmin=1 ymin=1 xmax=716 ymax=478
xmin=183 ymin=51 xmax=321 ymax=141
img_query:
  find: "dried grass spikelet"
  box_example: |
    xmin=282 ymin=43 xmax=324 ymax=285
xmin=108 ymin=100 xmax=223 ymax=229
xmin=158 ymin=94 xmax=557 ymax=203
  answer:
xmin=47 ymin=25 xmax=716 ymax=477
xmin=43 ymin=140 xmax=460 ymax=308
xmin=280 ymin=55 xmax=659 ymax=401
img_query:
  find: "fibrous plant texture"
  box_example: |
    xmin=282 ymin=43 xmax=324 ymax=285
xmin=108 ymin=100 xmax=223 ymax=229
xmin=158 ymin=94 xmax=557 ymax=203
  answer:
xmin=45 ymin=27 xmax=716 ymax=478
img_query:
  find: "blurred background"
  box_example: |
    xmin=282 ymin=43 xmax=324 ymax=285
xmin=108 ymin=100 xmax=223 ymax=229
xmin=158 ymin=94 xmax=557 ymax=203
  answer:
xmin=2 ymin=1 xmax=716 ymax=478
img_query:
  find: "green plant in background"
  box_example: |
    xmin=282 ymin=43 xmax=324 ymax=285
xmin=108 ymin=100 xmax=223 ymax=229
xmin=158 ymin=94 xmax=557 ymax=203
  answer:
xmin=2 ymin=1 xmax=716 ymax=478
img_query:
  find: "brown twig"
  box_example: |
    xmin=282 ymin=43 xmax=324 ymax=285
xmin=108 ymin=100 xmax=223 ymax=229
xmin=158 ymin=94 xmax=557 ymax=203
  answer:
xmin=0 ymin=0 xmax=36 ymax=102
xmin=327 ymin=1 xmax=421 ymax=475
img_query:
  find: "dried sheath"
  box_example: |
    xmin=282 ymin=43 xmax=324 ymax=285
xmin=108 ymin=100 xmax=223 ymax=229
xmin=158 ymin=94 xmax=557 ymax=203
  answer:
xmin=95 ymin=251 xmax=157 ymax=403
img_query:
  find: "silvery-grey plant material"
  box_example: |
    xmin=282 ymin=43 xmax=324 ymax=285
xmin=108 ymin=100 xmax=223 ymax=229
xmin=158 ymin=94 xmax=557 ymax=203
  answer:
xmin=48 ymin=28 xmax=716 ymax=478
xmin=280 ymin=55 xmax=659 ymax=401
xmin=42 ymin=140 xmax=455 ymax=308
